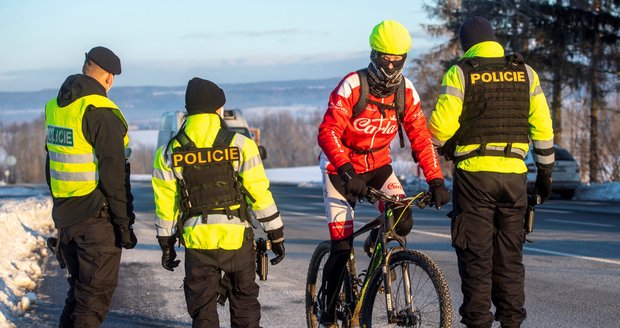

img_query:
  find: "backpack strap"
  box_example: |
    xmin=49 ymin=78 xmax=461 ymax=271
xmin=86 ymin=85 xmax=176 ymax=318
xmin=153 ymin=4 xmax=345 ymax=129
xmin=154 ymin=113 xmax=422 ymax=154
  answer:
xmin=213 ymin=127 xmax=257 ymax=204
xmin=352 ymin=69 xmax=369 ymax=119
xmin=394 ymin=78 xmax=406 ymax=148
xmin=213 ymin=128 xmax=236 ymax=147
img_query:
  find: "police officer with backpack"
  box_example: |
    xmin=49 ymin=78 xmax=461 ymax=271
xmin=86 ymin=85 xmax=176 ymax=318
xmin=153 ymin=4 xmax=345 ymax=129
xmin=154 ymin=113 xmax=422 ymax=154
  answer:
xmin=152 ymin=77 xmax=285 ymax=328
xmin=429 ymin=17 xmax=554 ymax=328
xmin=316 ymin=20 xmax=450 ymax=327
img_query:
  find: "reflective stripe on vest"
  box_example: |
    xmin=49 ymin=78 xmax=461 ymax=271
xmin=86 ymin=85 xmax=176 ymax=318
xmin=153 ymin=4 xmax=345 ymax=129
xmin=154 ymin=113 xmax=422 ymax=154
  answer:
xmin=45 ymin=94 xmax=129 ymax=198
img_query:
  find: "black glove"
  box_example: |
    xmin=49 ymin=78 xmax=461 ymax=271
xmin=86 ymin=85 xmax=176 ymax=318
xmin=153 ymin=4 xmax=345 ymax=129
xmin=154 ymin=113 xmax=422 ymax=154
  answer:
xmin=267 ymin=228 xmax=285 ymax=265
xmin=119 ymin=227 xmax=138 ymax=249
xmin=337 ymin=163 xmax=367 ymax=197
xmin=535 ymin=169 xmax=552 ymax=204
xmin=158 ymin=235 xmax=181 ymax=271
xmin=428 ymin=178 xmax=451 ymax=209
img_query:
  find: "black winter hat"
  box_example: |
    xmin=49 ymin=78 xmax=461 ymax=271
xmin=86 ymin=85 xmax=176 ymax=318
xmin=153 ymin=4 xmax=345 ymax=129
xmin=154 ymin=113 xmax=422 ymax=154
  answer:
xmin=85 ymin=46 xmax=122 ymax=75
xmin=185 ymin=77 xmax=226 ymax=115
xmin=459 ymin=16 xmax=497 ymax=52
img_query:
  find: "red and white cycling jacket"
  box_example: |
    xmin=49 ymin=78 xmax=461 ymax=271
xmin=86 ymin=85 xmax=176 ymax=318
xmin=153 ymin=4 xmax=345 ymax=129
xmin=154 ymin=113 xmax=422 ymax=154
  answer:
xmin=318 ymin=71 xmax=443 ymax=182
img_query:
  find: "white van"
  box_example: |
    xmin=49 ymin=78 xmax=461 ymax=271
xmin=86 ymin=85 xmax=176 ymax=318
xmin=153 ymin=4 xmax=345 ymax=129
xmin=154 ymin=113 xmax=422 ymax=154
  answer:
xmin=157 ymin=109 xmax=266 ymax=159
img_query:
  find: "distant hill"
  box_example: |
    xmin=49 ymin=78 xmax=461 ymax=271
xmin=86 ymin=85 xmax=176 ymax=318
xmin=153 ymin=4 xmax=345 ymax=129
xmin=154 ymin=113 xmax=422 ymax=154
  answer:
xmin=0 ymin=77 xmax=340 ymax=126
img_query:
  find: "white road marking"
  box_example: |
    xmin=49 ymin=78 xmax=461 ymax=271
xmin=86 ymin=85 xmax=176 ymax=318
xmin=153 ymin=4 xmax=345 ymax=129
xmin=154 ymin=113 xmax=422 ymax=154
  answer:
xmin=282 ymin=210 xmax=325 ymax=220
xmin=410 ymin=229 xmax=620 ymax=266
xmin=523 ymin=247 xmax=620 ymax=265
xmin=546 ymin=218 xmax=614 ymax=228
xmin=536 ymin=208 xmax=573 ymax=214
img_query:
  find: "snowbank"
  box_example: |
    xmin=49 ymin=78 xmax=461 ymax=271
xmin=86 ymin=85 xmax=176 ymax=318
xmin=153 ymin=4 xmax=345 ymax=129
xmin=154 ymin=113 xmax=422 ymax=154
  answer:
xmin=0 ymin=197 xmax=54 ymax=326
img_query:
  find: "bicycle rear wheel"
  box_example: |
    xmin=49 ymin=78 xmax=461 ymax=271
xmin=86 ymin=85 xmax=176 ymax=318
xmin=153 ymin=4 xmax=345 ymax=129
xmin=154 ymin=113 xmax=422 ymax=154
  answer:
xmin=360 ymin=250 xmax=452 ymax=328
xmin=305 ymin=241 xmax=355 ymax=328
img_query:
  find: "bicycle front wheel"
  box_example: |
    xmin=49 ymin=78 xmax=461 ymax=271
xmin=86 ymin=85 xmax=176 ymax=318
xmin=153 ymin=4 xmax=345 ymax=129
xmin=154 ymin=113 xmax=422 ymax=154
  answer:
xmin=360 ymin=250 xmax=452 ymax=328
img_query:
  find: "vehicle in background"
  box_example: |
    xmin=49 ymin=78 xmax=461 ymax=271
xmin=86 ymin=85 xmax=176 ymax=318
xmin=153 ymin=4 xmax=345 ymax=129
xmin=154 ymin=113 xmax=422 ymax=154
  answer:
xmin=157 ymin=109 xmax=267 ymax=160
xmin=526 ymin=145 xmax=580 ymax=200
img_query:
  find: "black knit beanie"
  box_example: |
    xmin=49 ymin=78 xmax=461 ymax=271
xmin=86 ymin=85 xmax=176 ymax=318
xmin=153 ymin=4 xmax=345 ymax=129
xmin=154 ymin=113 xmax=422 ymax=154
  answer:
xmin=459 ymin=16 xmax=497 ymax=52
xmin=184 ymin=77 xmax=226 ymax=115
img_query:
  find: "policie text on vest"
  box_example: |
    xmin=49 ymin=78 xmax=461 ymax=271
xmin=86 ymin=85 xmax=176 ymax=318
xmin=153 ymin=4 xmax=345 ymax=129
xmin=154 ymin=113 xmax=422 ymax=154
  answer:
xmin=171 ymin=147 xmax=240 ymax=167
xmin=470 ymin=71 xmax=526 ymax=85
xmin=46 ymin=126 xmax=74 ymax=147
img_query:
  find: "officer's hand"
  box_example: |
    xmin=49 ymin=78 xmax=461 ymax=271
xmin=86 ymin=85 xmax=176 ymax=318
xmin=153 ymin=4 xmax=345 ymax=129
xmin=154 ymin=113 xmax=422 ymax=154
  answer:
xmin=120 ymin=227 xmax=138 ymax=249
xmin=270 ymin=242 xmax=285 ymax=265
xmin=267 ymin=228 xmax=285 ymax=265
xmin=535 ymin=170 xmax=552 ymax=204
xmin=428 ymin=178 xmax=450 ymax=209
xmin=158 ymin=236 xmax=181 ymax=271
xmin=338 ymin=163 xmax=367 ymax=197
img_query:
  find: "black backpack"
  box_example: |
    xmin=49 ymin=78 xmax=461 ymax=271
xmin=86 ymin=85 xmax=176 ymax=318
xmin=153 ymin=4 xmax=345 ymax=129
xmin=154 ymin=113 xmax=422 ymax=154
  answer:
xmin=352 ymin=69 xmax=407 ymax=148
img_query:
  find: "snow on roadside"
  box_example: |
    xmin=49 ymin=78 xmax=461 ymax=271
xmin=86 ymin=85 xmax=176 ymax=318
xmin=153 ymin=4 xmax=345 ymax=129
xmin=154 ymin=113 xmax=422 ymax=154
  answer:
xmin=0 ymin=197 xmax=54 ymax=327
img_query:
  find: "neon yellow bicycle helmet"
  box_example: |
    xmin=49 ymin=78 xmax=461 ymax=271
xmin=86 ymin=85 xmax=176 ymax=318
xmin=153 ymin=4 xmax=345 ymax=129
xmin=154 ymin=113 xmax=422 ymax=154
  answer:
xmin=369 ymin=20 xmax=412 ymax=55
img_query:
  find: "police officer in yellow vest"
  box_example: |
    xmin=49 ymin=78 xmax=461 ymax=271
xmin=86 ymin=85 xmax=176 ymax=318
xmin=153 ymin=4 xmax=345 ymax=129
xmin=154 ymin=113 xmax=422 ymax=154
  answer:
xmin=429 ymin=17 xmax=554 ymax=328
xmin=152 ymin=77 xmax=285 ymax=328
xmin=45 ymin=46 xmax=137 ymax=327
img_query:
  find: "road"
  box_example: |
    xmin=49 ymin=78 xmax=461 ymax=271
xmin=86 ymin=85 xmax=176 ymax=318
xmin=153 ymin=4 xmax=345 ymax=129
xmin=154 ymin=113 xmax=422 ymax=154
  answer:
xmin=19 ymin=182 xmax=620 ymax=327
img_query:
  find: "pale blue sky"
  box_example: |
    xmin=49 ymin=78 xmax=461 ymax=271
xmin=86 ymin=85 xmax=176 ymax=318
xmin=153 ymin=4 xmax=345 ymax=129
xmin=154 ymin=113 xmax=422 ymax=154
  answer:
xmin=0 ymin=0 xmax=442 ymax=91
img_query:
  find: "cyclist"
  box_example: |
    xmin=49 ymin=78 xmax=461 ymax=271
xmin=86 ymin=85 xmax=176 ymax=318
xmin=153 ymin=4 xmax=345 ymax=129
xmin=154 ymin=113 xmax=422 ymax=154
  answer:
xmin=429 ymin=17 xmax=554 ymax=328
xmin=316 ymin=19 xmax=450 ymax=327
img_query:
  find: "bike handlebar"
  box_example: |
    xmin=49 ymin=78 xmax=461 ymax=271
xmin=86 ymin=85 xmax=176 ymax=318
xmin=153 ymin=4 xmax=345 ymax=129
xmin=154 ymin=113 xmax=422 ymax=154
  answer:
xmin=365 ymin=186 xmax=433 ymax=209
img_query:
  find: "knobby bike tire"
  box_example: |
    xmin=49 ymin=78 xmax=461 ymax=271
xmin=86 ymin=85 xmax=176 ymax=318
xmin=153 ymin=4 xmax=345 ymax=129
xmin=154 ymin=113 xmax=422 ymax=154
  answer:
xmin=360 ymin=250 xmax=452 ymax=328
xmin=305 ymin=241 xmax=355 ymax=328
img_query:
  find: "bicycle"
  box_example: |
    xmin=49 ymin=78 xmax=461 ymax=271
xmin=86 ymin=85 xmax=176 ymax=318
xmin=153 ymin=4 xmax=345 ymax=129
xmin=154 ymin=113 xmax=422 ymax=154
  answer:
xmin=306 ymin=187 xmax=453 ymax=327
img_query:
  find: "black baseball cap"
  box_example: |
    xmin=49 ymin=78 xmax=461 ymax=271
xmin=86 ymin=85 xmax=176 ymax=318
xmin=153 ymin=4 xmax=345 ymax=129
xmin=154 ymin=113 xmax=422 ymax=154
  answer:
xmin=85 ymin=46 xmax=122 ymax=75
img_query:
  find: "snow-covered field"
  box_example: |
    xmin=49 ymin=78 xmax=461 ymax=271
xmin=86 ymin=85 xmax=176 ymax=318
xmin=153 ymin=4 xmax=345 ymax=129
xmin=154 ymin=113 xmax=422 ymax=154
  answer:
xmin=0 ymin=167 xmax=618 ymax=327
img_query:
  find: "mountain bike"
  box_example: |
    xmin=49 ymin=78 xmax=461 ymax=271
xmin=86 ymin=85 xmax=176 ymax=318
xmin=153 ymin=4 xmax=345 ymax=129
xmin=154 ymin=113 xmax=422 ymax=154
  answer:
xmin=305 ymin=187 xmax=452 ymax=328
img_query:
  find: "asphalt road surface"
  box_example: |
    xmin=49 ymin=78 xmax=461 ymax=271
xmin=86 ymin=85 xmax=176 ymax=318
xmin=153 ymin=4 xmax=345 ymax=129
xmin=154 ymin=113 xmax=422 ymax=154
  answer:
xmin=18 ymin=182 xmax=620 ymax=327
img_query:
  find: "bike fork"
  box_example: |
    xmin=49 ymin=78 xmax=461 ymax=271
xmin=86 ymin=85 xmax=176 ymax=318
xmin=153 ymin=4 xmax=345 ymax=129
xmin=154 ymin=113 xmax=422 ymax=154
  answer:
xmin=382 ymin=253 xmax=415 ymax=325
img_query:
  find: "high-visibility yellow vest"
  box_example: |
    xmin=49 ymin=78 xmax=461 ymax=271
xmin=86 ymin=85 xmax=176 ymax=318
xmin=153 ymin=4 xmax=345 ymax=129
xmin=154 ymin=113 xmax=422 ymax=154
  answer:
xmin=153 ymin=114 xmax=281 ymax=250
xmin=45 ymin=94 xmax=129 ymax=198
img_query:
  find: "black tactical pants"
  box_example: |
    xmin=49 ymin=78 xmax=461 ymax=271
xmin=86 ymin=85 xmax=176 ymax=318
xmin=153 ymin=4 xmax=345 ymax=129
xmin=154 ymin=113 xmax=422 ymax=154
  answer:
xmin=451 ymin=169 xmax=527 ymax=328
xmin=58 ymin=207 xmax=122 ymax=328
xmin=183 ymin=229 xmax=260 ymax=328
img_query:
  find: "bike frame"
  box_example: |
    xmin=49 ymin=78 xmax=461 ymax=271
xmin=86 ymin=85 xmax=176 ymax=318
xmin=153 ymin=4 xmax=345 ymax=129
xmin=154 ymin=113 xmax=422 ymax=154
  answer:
xmin=346 ymin=191 xmax=427 ymax=325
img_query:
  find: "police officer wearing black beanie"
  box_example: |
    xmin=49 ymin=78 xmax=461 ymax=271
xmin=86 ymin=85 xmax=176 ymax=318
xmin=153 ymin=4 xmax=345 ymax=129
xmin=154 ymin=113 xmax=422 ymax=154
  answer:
xmin=185 ymin=77 xmax=227 ymax=115
xmin=153 ymin=78 xmax=285 ymax=328
xmin=430 ymin=16 xmax=555 ymax=328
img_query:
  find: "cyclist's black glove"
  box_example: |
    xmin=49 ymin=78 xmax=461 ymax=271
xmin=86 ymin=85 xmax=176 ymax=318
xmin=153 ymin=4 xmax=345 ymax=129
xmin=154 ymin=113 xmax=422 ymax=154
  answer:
xmin=428 ymin=178 xmax=450 ymax=209
xmin=267 ymin=227 xmax=285 ymax=265
xmin=338 ymin=163 xmax=367 ymax=197
xmin=535 ymin=169 xmax=552 ymax=204
xmin=158 ymin=235 xmax=181 ymax=271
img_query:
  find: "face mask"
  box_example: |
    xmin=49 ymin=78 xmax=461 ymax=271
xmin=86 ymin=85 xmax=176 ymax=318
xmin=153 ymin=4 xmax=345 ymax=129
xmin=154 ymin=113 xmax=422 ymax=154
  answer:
xmin=367 ymin=61 xmax=403 ymax=98
xmin=370 ymin=51 xmax=407 ymax=82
